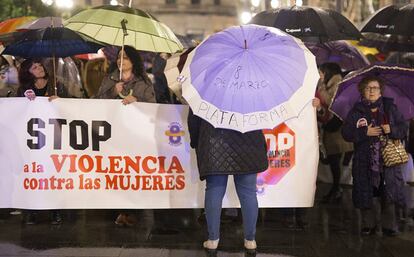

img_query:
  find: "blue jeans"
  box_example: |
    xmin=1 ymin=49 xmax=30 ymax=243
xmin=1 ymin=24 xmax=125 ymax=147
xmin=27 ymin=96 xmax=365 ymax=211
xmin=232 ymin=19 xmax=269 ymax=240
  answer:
xmin=205 ymin=173 xmax=258 ymax=240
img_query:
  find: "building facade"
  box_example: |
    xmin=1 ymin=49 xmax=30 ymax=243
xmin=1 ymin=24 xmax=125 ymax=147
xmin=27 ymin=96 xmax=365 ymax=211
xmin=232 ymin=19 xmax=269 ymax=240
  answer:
xmin=74 ymin=0 xmax=414 ymax=38
xmin=75 ymin=0 xmax=240 ymax=39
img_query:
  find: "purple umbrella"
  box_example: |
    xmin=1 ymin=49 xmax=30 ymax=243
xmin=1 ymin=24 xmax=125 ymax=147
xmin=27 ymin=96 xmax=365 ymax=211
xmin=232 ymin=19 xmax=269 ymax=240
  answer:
xmin=180 ymin=24 xmax=319 ymax=132
xmin=305 ymin=40 xmax=370 ymax=71
xmin=16 ymin=17 xmax=63 ymax=30
xmin=331 ymin=65 xmax=414 ymax=120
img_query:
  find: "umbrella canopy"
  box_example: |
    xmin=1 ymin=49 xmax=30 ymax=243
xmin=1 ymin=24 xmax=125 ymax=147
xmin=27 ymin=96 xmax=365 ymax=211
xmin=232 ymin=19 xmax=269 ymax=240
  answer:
xmin=331 ymin=65 xmax=414 ymax=121
xmin=1 ymin=27 xmax=104 ymax=58
xmin=0 ymin=16 xmax=36 ymax=34
xmin=385 ymin=52 xmax=414 ymax=68
xmin=164 ymin=47 xmax=194 ymax=100
xmin=176 ymin=34 xmax=197 ymax=49
xmin=359 ymin=32 xmax=414 ymax=52
xmin=360 ymin=4 xmax=414 ymax=52
xmin=349 ymin=40 xmax=379 ymax=56
xmin=249 ymin=6 xmax=361 ymax=43
xmin=16 ymin=17 xmax=63 ymax=30
xmin=180 ymin=24 xmax=319 ymax=132
xmin=64 ymin=5 xmax=183 ymax=53
xmin=306 ymin=40 xmax=370 ymax=71
xmin=361 ymin=4 xmax=414 ymax=36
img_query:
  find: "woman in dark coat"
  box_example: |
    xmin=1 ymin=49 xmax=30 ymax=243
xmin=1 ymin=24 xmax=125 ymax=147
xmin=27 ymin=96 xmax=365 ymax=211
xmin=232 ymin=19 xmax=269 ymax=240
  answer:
xmin=342 ymin=75 xmax=407 ymax=236
xmin=188 ymin=110 xmax=268 ymax=250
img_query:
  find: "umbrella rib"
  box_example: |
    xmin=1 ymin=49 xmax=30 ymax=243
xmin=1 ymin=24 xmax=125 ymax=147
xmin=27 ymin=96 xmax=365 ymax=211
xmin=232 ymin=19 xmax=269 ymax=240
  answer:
xmin=67 ymin=21 xmax=177 ymax=41
xmin=113 ymin=27 xmax=122 ymax=46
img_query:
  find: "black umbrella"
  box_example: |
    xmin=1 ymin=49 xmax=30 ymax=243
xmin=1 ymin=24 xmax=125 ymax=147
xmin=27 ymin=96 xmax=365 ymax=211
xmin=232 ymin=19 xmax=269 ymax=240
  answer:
xmin=385 ymin=52 xmax=414 ymax=68
xmin=361 ymin=4 xmax=414 ymax=36
xmin=1 ymin=27 xmax=104 ymax=94
xmin=2 ymin=27 xmax=103 ymax=58
xmin=176 ymin=34 xmax=197 ymax=49
xmin=249 ymin=5 xmax=361 ymax=43
xmin=359 ymin=32 xmax=414 ymax=52
xmin=360 ymin=4 xmax=414 ymax=52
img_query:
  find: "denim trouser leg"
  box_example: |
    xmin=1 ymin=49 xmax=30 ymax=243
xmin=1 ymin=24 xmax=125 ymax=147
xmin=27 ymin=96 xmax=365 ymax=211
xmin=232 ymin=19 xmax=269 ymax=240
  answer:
xmin=205 ymin=175 xmax=228 ymax=240
xmin=205 ymin=173 xmax=258 ymax=241
xmin=234 ymin=173 xmax=258 ymax=241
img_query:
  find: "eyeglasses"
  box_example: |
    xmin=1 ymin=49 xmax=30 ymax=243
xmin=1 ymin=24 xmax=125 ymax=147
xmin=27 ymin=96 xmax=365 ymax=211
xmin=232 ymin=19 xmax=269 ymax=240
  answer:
xmin=364 ymin=86 xmax=381 ymax=92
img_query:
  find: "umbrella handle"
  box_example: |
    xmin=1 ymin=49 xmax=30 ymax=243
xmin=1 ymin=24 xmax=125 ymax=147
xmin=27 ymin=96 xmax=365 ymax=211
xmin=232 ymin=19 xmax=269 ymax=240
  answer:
xmin=119 ymin=19 xmax=128 ymax=81
xmin=118 ymin=89 xmax=133 ymax=99
xmin=118 ymin=18 xmax=132 ymax=99
xmin=121 ymin=19 xmax=128 ymax=36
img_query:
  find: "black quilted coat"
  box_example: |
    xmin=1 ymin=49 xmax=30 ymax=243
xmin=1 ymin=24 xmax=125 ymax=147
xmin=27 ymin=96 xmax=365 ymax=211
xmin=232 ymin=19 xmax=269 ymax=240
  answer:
xmin=342 ymin=97 xmax=407 ymax=209
xmin=187 ymin=110 xmax=268 ymax=180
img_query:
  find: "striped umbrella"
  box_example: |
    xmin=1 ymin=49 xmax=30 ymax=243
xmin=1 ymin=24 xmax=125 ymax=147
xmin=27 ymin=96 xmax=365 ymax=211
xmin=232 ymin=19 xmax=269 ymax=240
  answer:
xmin=64 ymin=5 xmax=183 ymax=53
xmin=0 ymin=16 xmax=36 ymax=34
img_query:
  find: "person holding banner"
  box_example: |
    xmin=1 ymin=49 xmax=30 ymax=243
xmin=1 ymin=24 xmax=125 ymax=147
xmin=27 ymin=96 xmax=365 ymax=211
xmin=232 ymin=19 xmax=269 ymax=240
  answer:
xmin=342 ymin=76 xmax=407 ymax=237
xmin=16 ymin=58 xmax=66 ymax=225
xmin=95 ymin=45 xmax=156 ymax=105
xmin=17 ymin=58 xmax=68 ymax=101
xmin=96 ymin=45 xmax=156 ymax=226
xmin=187 ymin=109 xmax=268 ymax=251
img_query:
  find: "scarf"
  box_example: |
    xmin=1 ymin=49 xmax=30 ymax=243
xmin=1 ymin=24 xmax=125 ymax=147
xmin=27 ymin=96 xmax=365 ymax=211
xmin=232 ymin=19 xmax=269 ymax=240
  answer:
xmin=362 ymin=97 xmax=385 ymax=188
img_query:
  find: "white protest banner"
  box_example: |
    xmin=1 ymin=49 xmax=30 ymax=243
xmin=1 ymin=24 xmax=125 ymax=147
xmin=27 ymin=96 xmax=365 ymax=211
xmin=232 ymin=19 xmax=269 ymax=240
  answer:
xmin=0 ymin=98 xmax=318 ymax=209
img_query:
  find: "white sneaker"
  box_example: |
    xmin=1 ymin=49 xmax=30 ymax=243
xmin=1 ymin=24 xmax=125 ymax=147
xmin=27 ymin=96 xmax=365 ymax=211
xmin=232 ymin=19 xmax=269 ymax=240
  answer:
xmin=203 ymin=239 xmax=219 ymax=250
xmin=244 ymin=239 xmax=257 ymax=250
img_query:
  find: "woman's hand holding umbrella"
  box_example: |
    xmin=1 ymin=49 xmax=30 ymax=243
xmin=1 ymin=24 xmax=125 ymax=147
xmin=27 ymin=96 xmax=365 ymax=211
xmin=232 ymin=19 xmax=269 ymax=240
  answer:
xmin=114 ymin=82 xmax=124 ymax=94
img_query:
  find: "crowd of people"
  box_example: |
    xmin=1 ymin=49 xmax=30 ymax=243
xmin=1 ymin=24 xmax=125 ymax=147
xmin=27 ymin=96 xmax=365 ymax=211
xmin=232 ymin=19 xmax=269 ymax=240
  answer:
xmin=1 ymin=42 xmax=414 ymax=251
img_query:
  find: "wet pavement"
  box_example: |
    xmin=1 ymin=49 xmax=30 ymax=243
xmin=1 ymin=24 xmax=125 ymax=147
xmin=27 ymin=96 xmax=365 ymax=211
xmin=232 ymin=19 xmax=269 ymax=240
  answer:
xmin=1 ymin=183 xmax=414 ymax=257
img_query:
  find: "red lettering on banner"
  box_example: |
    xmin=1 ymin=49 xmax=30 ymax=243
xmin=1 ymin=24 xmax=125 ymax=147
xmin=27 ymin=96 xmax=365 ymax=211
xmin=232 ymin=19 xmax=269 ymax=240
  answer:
xmin=119 ymin=175 xmax=130 ymax=190
xmin=79 ymin=174 xmax=100 ymax=190
xmin=152 ymin=175 xmax=164 ymax=190
xmin=51 ymin=154 xmax=66 ymax=173
xmin=68 ymin=154 xmax=77 ymax=172
xmin=123 ymin=156 xmax=141 ymax=173
xmin=23 ymin=177 xmax=74 ymax=190
xmin=50 ymin=154 xmax=185 ymax=175
xmin=95 ymin=156 xmax=109 ymax=173
xmin=104 ymin=175 xmax=186 ymax=191
xmin=108 ymin=156 xmax=123 ymax=173
xmin=105 ymin=175 xmax=118 ymax=190
xmin=142 ymin=175 xmax=152 ymax=190
xmin=41 ymin=155 xmax=187 ymax=192
xmin=168 ymin=156 xmax=184 ymax=173
xmin=164 ymin=175 xmax=173 ymax=190
xmin=142 ymin=156 xmax=157 ymax=174
xmin=79 ymin=155 xmax=94 ymax=173
xmin=176 ymin=175 xmax=185 ymax=190
xmin=158 ymin=156 xmax=166 ymax=173
xmin=258 ymin=123 xmax=296 ymax=189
